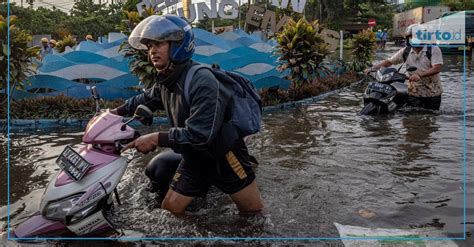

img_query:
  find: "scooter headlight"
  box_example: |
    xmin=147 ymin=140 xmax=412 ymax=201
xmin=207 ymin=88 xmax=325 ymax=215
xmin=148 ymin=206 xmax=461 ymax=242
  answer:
xmin=43 ymin=193 xmax=83 ymax=221
xmin=380 ymin=95 xmax=395 ymax=104
xmin=70 ymin=203 xmax=98 ymax=224
xmin=376 ymin=71 xmax=394 ymax=82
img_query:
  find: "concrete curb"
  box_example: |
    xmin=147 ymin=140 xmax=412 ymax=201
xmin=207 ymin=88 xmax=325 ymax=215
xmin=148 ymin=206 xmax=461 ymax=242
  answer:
xmin=263 ymin=77 xmax=366 ymax=113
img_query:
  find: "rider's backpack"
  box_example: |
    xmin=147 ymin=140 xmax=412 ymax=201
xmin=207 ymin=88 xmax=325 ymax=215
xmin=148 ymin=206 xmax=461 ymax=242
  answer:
xmin=184 ymin=64 xmax=262 ymax=137
xmin=403 ymin=46 xmax=432 ymax=62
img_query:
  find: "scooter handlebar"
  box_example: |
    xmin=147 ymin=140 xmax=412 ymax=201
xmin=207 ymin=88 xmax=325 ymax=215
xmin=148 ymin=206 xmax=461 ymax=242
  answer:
xmin=117 ymin=131 xmax=141 ymax=153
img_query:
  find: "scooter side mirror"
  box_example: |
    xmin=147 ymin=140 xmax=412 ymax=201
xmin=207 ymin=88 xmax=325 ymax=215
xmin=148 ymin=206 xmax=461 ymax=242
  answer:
xmin=121 ymin=105 xmax=153 ymax=130
xmin=407 ymin=66 xmax=418 ymax=72
xmin=134 ymin=105 xmax=153 ymax=126
xmin=90 ymin=86 xmax=100 ymax=113
xmin=91 ymin=86 xmax=100 ymax=100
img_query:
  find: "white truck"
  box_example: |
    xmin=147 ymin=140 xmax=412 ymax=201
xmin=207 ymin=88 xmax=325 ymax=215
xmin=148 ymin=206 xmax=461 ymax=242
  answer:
xmin=393 ymin=6 xmax=450 ymax=45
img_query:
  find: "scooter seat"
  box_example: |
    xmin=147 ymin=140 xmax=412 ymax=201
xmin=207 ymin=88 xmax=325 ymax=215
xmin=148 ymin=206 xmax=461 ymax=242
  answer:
xmin=391 ymin=82 xmax=408 ymax=97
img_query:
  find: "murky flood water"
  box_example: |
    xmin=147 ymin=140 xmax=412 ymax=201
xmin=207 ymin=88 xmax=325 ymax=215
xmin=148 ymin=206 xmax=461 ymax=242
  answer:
xmin=1 ymin=48 xmax=473 ymax=245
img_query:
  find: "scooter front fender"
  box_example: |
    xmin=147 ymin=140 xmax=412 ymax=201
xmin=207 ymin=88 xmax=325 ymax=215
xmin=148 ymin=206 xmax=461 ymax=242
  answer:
xmin=12 ymin=214 xmax=70 ymax=238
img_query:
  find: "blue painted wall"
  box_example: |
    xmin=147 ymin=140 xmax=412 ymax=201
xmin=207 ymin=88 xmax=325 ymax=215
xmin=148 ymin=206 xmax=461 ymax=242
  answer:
xmin=13 ymin=29 xmax=346 ymax=100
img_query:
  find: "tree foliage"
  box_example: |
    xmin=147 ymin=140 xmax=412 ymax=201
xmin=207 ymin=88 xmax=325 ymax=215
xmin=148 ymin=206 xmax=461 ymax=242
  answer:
xmin=0 ymin=1 xmax=123 ymax=40
xmin=122 ymin=0 xmax=142 ymax=12
xmin=441 ymin=0 xmax=474 ymax=10
xmin=0 ymin=3 xmax=68 ymax=38
xmin=0 ymin=15 xmax=40 ymax=92
xmin=300 ymin=0 xmax=395 ymax=31
xmin=63 ymin=0 xmax=124 ymax=41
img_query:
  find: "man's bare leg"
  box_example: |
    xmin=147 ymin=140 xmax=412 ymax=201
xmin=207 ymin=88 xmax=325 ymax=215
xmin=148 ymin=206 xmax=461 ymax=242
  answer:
xmin=230 ymin=180 xmax=264 ymax=214
xmin=161 ymin=189 xmax=194 ymax=215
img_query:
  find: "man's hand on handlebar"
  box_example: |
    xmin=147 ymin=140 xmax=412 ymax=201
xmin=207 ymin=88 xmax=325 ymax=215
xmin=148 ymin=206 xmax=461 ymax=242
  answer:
xmin=121 ymin=132 xmax=159 ymax=154
xmin=364 ymin=66 xmax=378 ymax=75
xmin=364 ymin=68 xmax=372 ymax=75
xmin=409 ymin=73 xmax=421 ymax=82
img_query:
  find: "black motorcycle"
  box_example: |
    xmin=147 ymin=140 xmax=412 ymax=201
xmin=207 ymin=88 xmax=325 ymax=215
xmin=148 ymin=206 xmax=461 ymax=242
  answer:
xmin=359 ymin=66 xmax=417 ymax=115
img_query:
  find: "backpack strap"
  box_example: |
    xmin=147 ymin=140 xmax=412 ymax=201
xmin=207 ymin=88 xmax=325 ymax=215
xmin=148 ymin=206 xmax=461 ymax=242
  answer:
xmin=402 ymin=46 xmax=411 ymax=62
xmin=426 ymin=46 xmax=432 ymax=61
xmin=183 ymin=64 xmax=210 ymax=106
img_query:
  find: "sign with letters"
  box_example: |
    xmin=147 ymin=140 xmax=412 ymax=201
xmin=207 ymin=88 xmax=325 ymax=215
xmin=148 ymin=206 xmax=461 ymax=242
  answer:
xmin=135 ymin=0 xmax=345 ymax=43
xmin=136 ymin=0 xmax=307 ymax=22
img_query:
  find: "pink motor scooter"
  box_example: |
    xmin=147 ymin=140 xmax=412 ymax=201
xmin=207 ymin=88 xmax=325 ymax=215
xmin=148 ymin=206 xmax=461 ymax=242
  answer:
xmin=12 ymin=86 xmax=152 ymax=238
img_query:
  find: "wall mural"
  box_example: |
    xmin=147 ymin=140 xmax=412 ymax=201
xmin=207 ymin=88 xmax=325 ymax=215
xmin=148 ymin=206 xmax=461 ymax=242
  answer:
xmin=12 ymin=29 xmax=294 ymax=100
xmin=12 ymin=5 xmax=345 ymax=101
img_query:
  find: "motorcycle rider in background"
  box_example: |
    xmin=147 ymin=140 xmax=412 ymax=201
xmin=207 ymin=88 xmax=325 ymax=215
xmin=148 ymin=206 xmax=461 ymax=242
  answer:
xmin=365 ymin=24 xmax=444 ymax=110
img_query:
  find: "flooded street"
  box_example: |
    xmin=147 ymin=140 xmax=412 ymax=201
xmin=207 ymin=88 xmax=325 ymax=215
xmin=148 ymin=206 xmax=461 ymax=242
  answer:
xmin=0 ymin=48 xmax=473 ymax=245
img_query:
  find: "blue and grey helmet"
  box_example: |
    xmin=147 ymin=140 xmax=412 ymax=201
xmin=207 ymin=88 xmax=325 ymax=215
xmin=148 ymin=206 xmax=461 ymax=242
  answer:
xmin=129 ymin=15 xmax=195 ymax=63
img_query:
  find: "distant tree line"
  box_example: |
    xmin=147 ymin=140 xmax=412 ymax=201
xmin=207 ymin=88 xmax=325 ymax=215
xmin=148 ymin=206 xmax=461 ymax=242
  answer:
xmin=0 ymin=0 xmax=123 ymax=41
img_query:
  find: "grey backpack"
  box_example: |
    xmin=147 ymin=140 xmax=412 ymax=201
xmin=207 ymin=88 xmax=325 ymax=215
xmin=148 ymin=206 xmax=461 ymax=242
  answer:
xmin=184 ymin=64 xmax=262 ymax=137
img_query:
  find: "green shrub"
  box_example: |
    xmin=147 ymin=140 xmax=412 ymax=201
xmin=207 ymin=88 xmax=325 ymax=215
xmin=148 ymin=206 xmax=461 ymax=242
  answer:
xmin=55 ymin=35 xmax=77 ymax=53
xmin=260 ymin=88 xmax=290 ymax=107
xmin=293 ymin=71 xmax=360 ymax=101
xmin=348 ymin=29 xmax=377 ymax=72
xmin=275 ymin=18 xmax=330 ymax=90
xmin=261 ymin=71 xmax=360 ymax=105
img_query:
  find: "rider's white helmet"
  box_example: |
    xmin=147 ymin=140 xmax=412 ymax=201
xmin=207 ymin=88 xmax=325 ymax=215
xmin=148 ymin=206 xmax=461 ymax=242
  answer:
xmin=404 ymin=24 xmax=420 ymax=38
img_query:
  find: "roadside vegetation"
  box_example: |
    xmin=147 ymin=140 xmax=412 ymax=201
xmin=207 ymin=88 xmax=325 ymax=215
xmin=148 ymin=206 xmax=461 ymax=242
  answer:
xmin=0 ymin=14 xmax=40 ymax=112
xmin=348 ymin=29 xmax=377 ymax=72
xmin=1 ymin=1 xmax=382 ymax=119
xmin=5 ymin=95 xmax=124 ymax=119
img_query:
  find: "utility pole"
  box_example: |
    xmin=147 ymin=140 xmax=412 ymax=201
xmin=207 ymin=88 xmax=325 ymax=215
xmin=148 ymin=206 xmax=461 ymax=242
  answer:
xmin=183 ymin=0 xmax=191 ymax=19
xmin=238 ymin=0 xmax=241 ymax=30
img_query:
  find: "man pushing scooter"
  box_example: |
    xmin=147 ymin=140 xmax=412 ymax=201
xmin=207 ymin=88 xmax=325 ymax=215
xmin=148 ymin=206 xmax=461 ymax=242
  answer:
xmin=112 ymin=15 xmax=264 ymax=215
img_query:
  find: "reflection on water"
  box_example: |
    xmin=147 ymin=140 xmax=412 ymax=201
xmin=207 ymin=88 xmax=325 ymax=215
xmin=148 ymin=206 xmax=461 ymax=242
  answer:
xmin=0 ymin=53 xmax=472 ymax=244
xmin=395 ymin=114 xmax=440 ymax=179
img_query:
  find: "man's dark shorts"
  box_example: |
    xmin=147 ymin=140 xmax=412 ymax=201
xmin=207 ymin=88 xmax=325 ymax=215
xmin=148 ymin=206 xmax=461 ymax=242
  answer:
xmin=170 ymin=139 xmax=256 ymax=198
xmin=407 ymin=95 xmax=441 ymax=111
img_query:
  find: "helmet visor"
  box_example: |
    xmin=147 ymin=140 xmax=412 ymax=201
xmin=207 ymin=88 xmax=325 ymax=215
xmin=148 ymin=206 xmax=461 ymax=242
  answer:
xmin=129 ymin=15 xmax=185 ymax=50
